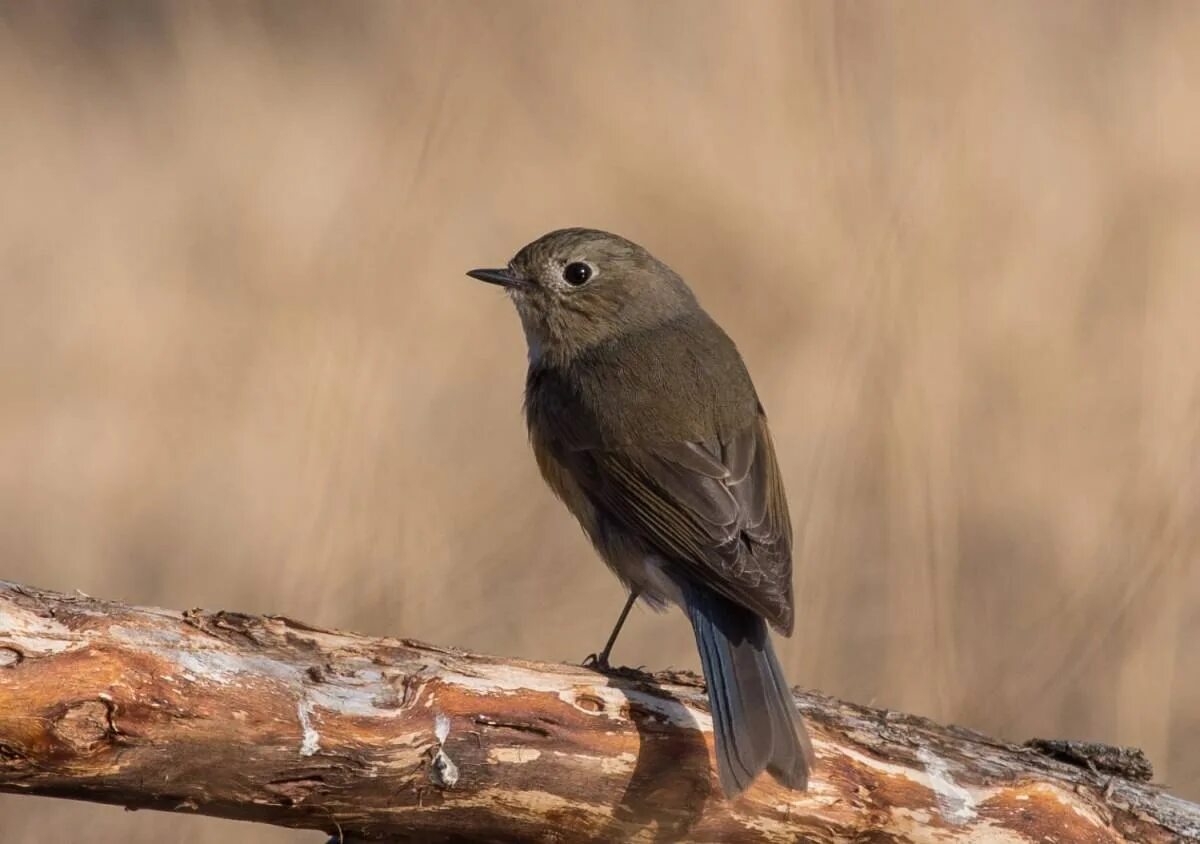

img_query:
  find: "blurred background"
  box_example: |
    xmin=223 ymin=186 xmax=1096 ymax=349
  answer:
xmin=1 ymin=1 xmax=1198 ymax=840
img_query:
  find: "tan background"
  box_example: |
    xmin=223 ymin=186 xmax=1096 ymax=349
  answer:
xmin=2 ymin=2 xmax=1198 ymax=840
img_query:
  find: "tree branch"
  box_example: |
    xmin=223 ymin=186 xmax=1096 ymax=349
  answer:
xmin=0 ymin=580 xmax=1196 ymax=842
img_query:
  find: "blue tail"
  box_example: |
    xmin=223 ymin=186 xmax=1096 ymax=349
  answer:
xmin=684 ymin=583 xmax=813 ymax=796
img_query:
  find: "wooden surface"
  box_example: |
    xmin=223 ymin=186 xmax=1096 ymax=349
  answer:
xmin=1 ymin=580 xmax=1196 ymax=842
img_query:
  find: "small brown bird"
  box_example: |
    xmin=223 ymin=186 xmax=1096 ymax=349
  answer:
xmin=467 ymin=228 xmax=813 ymax=796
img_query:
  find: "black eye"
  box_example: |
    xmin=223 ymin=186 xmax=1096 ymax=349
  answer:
xmin=562 ymin=262 xmax=592 ymax=286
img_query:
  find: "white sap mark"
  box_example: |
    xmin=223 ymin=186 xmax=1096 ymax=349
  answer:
xmin=917 ymin=747 xmax=977 ymax=824
xmin=429 ymin=712 xmax=459 ymax=788
xmin=833 ymin=744 xmax=992 ymax=833
xmin=489 ymin=747 xmax=542 ymax=764
xmin=430 ymin=745 xmax=459 ymax=787
xmin=298 ymin=699 xmax=321 ymax=757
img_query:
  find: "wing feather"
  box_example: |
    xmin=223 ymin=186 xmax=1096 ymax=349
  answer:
xmin=563 ymin=411 xmax=795 ymax=632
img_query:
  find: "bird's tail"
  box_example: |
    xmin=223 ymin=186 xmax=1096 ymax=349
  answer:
xmin=684 ymin=583 xmax=813 ymax=797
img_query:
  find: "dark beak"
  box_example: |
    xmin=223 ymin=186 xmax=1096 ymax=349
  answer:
xmin=466 ymin=267 xmax=520 ymax=288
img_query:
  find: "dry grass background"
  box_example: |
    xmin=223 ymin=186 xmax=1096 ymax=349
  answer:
xmin=1 ymin=2 xmax=1198 ymax=840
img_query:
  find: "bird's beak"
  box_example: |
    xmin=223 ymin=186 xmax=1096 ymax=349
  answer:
xmin=466 ymin=267 xmax=522 ymax=288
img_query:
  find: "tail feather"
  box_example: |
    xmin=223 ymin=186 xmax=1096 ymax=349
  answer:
xmin=684 ymin=583 xmax=813 ymax=797
xmin=762 ymin=633 xmax=813 ymax=787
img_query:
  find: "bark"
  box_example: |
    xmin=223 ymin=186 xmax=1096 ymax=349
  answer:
xmin=0 ymin=580 xmax=1196 ymax=843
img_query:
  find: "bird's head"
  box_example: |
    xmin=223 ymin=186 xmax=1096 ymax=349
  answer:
xmin=467 ymin=228 xmax=698 ymax=365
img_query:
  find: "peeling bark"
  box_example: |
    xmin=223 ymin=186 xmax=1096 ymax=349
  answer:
xmin=0 ymin=580 xmax=1196 ymax=842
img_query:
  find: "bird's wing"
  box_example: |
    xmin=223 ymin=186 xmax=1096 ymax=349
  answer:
xmin=564 ymin=411 xmax=795 ymax=633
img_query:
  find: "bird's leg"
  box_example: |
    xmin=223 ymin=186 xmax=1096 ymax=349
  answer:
xmin=584 ymin=589 xmax=640 ymax=672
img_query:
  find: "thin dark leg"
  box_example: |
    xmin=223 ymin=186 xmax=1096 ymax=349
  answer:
xmin=584 ymin=589 xmax=639 ymax=672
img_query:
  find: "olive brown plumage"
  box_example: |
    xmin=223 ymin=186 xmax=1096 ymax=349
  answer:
xmin=467 ymin=228 xmax=813 ymax=796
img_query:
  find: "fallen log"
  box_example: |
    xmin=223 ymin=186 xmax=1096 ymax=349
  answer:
xmin=0 ymin=580 xmax=1196 ymax=842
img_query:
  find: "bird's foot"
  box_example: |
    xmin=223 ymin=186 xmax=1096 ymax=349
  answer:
xmin=582 ymin=652 xmax=612 ymax=672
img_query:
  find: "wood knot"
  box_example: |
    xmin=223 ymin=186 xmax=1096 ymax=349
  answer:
xmin=54 ymin=700 xmax=116 ymax=752
xmin=0 ymin=646 xmax=22 ymax=667
xmin=574 ymin=693 xmax=607 ymax=713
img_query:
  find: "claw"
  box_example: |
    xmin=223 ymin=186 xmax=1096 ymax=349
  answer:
xmin=584 ymin=591 xmax=638 ymax=674
xmin=582 ymin=652 xmax=611 ymax=672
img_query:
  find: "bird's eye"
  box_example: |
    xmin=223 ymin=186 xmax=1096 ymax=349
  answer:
xmin=562 ymin=262 xmax=592 ymax=286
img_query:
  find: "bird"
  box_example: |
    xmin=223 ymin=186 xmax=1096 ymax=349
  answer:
xmin=466 ymin=227 xmax=813 ymax=797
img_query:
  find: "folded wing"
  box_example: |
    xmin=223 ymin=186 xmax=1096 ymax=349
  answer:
xmin=563 ymin=410 xmax=795 ymax=633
